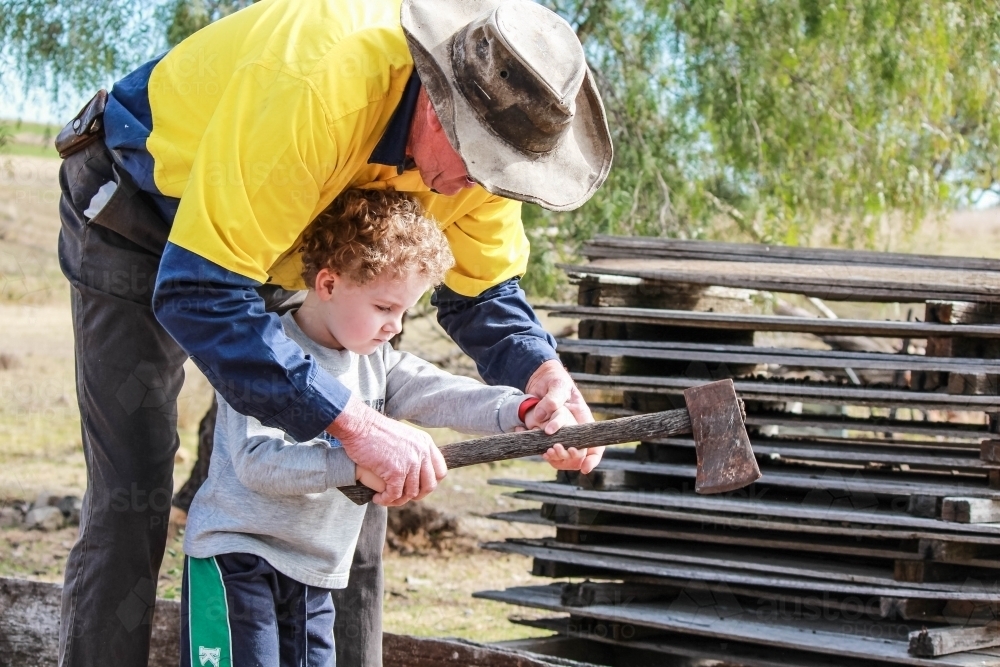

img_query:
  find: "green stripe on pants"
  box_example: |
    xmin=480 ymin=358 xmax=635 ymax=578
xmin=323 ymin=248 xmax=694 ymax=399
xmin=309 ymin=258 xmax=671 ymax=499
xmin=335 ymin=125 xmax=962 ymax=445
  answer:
xmin=186 ymin=556 xmax=233 ymax=667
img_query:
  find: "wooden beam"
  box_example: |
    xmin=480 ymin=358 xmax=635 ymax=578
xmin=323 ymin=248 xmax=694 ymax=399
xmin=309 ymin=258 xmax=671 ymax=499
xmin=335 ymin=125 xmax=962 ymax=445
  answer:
xmin=591 ymin=456 xmax=1000 ymax=501
xmin=942 ymin=498 xmax=1000 ymax=524
xmin=983 ymin=441 xmax=1000 ymax=465
xmin=572 ymin=372 xmax=1000 ymax=411
xmin=494 ymin=479 xmax=1000 ymax=536
xmin=561 ymin=259 xmax=1000 ymax=303
xmin=581 ymin=236 xmax=1000 ymax=273
xmin=544 ymin=304 xmax=1000 ymax=339
xmin=909 ymin=623 xmax=1000 ymax=658
xmin=477 ymin=583 xmax=1000 ymax=666
xmin=0 ymin=577 xmax=178 ymax=667
xmin=559 ymin=338 xmax=1000 ymax=375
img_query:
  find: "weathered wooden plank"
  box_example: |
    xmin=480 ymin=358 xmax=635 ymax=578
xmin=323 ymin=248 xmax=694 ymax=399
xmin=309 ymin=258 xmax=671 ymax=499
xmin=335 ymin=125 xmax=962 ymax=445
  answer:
xmin=943 ymin=498 xmax=1000 ymax=524
xmin=507 ymin=537 xmax=989 ymax=592
xmin=476 ymin=583 xmax=1000 ymax=666
xmin=382 ymin=633 xmax=600 ymax=666
xmin=576 ymin=276 xmax=757 ymax=313
xmin=745 ymin=413 xmax=990 ymax=440
xmin=643 ymin=436 xmax=990 ymax=472
xmin=590 ymin=456 xmax=1000 ymax=500
xmin=491 ymin=508 xmax=924 ymax=563
xmin=544 ymin=304 xmax=1000 ymax=339
xmin=489 ymin=479 xmax=1000 ymax=536
xmin=573 ymin=372 xmax=1000 ymax=411
xmin=927 ymin=301 xmax=1000 ymax=325
xmin=558 ymin=338 xmax=1000 ymax=375
xmin=582 ymin=236 xmax=1000 ymax=273
xmin=909 ymin=623 xmax=1000 ymax=658
xmin=494 ymin=494 xmax=1000 ymax=546
xmin=487 ymin=541 xmax=1000 ymax=603
xmin=0 ymin=577 xmax=179 ymax=667
xmin=513 ymin=616 xmax=894 ymax=667
xmin=561 ymin=259 xmax=1000 ymax=303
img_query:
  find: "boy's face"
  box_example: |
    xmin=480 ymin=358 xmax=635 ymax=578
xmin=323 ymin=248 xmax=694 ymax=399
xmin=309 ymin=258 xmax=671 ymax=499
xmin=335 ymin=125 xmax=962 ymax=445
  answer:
xmin=311 ymin=269 xmax=430 ymax=355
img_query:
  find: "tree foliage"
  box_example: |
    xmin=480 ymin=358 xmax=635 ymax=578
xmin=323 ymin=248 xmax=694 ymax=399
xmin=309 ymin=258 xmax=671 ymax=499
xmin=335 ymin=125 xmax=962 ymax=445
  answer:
xmin=156 ymin=0 xmax=255 ymax=48
xmin=0 ymin=0 xmax=155 ymax=94
xmin=3 ymin=0 xmax=1000 ymax=296
xmin=518 ymin=1 xmax=1000 ymax=296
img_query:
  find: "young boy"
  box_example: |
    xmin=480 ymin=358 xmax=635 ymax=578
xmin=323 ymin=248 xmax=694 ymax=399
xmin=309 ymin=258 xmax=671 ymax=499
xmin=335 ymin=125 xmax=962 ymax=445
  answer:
xmin=180 ymin=189 xmax=576 ymax=666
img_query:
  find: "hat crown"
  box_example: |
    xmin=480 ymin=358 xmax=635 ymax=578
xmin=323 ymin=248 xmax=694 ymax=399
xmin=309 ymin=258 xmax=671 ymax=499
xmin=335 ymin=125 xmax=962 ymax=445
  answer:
xmin=453 ymin=0 xmax=587 ymax=154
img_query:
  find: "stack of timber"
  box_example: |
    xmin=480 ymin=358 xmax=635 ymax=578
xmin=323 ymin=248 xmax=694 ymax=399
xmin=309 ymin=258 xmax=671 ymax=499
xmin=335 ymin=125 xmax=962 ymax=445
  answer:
xmin=478 ymin=237 xmax=1000 ymax=667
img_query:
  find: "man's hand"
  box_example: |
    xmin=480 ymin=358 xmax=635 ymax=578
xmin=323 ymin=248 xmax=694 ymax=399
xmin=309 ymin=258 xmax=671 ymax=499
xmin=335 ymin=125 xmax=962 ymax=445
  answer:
xmin=524 ymin=359 xmax=604 ymax=474
xmin=328 ymin=396 xmax=447 ymax=506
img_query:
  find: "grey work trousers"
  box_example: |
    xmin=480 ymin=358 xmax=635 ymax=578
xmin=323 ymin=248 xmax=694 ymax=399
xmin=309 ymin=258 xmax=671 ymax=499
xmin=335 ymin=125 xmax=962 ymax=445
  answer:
xmin=57 ymin=140 xmax=385 ymax=667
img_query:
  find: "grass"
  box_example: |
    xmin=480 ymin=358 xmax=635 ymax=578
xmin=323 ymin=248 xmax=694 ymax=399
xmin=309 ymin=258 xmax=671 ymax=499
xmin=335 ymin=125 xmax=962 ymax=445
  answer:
xmin=0 ymin=119 xmax=60 ymax=159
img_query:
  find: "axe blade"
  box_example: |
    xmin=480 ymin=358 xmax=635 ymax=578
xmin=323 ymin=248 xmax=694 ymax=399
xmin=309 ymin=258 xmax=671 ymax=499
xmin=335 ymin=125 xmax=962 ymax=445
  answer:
xmin=683 ymin=379 xmax=761 ymax=494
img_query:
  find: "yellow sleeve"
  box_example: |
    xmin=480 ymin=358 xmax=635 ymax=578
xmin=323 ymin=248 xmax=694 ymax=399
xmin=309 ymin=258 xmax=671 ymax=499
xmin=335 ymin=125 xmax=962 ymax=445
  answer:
xmin=165 ymin=65 xmax=341 ymax=282
xmin=441 ymin=196 xmax=530 ymax=297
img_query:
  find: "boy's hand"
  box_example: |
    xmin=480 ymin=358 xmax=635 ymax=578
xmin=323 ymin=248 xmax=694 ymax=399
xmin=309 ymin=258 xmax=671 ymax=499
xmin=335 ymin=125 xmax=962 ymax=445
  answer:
xmin=523 ymin=402 xmax=605 ymax=474
xmin=356 ymin=465 xmax=386 ymax=494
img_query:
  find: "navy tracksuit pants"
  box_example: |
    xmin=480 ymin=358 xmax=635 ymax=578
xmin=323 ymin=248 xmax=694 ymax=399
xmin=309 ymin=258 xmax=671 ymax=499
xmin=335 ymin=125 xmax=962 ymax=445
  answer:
xmin=181 ymin=553 xmax=336 ymax=667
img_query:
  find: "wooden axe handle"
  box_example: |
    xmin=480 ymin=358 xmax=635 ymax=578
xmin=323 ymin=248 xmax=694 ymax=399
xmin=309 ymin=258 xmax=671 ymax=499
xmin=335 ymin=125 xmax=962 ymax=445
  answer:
xmin=338 ymin=408 xmax=692 ymax=505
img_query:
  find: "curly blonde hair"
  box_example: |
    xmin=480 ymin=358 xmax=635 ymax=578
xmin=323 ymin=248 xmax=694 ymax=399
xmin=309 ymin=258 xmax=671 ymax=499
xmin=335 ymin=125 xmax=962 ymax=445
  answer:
xmin=300 ymin=189 xmax=454 ymax=287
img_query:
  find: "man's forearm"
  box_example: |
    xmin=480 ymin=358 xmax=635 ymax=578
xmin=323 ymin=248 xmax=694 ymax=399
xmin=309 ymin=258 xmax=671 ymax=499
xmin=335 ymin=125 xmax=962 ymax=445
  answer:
xmin=154 ymin=242 xmax=351 ymax=441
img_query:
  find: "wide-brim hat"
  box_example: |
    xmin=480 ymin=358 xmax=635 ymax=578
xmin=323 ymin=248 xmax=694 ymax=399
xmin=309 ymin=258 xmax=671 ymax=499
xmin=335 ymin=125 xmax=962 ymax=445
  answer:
xmin=401 ymin=0 xmax=613 ymax=212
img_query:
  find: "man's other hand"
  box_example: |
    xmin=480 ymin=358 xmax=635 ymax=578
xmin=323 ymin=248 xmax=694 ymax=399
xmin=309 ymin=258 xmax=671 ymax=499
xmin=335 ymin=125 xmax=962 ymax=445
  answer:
xmin=524 ymin=359 xmax=603 ymax=474
xmin=328 ymin=397 xmax=447 ymax=506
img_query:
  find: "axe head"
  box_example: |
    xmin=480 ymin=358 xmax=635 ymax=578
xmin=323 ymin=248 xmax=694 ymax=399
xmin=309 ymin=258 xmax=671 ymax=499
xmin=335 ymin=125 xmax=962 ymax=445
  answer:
xmin=683 ymin=379 xmax=761 ymax=494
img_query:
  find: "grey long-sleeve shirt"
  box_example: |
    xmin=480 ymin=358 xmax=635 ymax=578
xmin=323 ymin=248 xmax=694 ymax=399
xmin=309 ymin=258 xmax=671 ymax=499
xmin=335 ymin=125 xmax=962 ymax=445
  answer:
xmin=184 ymin=310 xmax=526 ymax=588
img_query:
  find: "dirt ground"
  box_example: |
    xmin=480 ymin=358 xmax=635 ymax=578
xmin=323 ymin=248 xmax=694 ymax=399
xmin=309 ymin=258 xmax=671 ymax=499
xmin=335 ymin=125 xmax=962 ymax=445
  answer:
xmin=4 ymin=127 xmax=1000 ymax=644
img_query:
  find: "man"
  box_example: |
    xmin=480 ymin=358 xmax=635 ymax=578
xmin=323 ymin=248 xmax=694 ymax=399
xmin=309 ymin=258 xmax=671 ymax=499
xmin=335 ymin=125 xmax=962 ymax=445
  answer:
xmin=55 ymin=0 xmax=612 ymax=664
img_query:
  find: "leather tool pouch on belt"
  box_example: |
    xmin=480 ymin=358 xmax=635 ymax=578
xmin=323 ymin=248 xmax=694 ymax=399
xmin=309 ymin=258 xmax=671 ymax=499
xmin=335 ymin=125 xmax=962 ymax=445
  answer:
xmin=54 ymin=90 xmax=108 ymax=159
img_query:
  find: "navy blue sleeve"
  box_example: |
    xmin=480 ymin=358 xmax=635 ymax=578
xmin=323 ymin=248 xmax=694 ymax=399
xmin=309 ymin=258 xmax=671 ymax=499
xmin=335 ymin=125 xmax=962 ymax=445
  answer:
xmin=153 ymin=243 xmax=352 ymax=441
xmin=431 ymin=278 xmax=558 ymax=391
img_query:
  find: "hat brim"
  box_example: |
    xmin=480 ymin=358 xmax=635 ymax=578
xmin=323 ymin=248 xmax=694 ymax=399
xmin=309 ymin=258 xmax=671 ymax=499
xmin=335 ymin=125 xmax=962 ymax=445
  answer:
xmin=401 ymin=0 xmax=613 ymax=212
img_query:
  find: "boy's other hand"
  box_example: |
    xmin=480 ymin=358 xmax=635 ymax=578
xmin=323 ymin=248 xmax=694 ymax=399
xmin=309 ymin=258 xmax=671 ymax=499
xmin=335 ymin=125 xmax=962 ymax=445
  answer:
xmin=523 ymin=403 xmax=604 ymax=474
xmin=356 ymin=465 xmax=386 ymax=493
xmin=541 ymin=442 xmax=603 ymax=473
xmin=328 ymin=396 xmax=447 ymax=506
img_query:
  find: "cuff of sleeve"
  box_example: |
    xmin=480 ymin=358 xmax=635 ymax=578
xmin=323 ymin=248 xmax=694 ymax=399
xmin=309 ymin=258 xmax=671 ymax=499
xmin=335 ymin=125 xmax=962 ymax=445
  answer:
xmin=325 ymin=448 xmax=358 ymax=489
xmin=263 ymin=367 xmax=353 ymax=442
xmin=501 ymin=338 xmax=560 ymax=391
xmin=518 ymin=396 xmax=541 ymax=423
xmin=497 ymin=392 xmax=526 ymax=433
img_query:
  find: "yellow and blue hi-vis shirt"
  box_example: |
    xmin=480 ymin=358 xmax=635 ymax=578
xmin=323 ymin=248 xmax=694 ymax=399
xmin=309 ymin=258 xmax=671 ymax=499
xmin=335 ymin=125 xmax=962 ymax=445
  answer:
xmin=102 ymin=0 xmax=557 ymax=440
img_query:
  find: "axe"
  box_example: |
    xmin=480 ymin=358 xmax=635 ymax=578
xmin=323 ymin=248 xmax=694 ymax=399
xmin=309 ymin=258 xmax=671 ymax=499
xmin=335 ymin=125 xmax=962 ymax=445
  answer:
xmin=338 ymin=379 xmax=760 ymax=505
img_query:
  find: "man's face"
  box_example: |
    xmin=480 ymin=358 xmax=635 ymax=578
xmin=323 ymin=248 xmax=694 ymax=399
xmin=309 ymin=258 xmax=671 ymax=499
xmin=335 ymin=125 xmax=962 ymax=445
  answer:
xmin=408 ymin=88 xmax=477 ymax=196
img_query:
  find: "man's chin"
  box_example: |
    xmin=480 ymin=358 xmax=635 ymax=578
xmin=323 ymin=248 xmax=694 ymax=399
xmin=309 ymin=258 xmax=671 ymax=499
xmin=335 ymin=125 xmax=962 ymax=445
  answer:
xmin=428 ymin=178 xmax=469 ymax=197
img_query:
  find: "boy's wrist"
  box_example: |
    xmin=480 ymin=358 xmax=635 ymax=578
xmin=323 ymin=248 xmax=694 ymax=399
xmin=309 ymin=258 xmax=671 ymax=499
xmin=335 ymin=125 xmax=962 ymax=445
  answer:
xmin=518 ymin=396 xmax=541 ymax=423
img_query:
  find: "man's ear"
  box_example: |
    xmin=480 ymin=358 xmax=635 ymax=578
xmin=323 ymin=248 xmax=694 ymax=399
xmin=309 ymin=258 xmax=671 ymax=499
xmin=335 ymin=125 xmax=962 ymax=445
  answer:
xmin=314 ymin=268 xmax=339 ymax=300
xmin=423 ymin=90 xmax=443 ymax=132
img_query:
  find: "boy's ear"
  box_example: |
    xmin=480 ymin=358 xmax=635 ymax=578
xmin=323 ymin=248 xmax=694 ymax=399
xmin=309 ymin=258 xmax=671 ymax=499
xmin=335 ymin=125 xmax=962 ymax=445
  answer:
xmin=314 ymin=268 xmax=339 ymax=300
